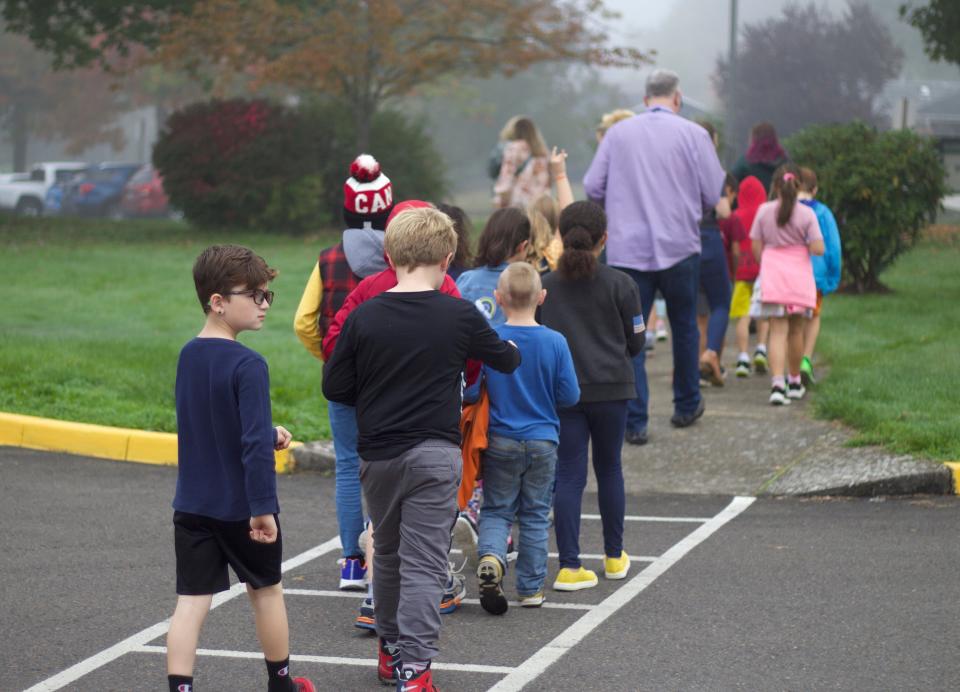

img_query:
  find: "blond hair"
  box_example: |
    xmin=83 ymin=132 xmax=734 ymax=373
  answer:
xmin=384 ymin=207 xmax=457 ymax=270
xmin=596 ymin=108 xmax=635 ymax=139
xmin=497 ymin=261 xmax=542 ymax=310
xmin=526 ymin=208 xmax=555 ymax=272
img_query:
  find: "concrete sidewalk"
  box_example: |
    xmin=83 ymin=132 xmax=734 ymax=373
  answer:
xmin=620 ymin=336 xmax=952 ymax=497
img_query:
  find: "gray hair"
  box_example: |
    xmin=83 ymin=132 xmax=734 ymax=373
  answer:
xmin=645 ymin=70 xmax=680 ymax=99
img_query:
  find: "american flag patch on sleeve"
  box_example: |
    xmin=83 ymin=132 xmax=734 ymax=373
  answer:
xmin=633 ymin=315 xmax=645 ymax=334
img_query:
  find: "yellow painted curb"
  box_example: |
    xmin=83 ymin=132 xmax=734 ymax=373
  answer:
xmin=944 ymin=462 xmax=960 ymax=495
xmin=0 ymin=412 xmax=299 ymax=473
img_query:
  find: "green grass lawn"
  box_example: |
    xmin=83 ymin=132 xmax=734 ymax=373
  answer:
xmin=1 ymin=216 xmax=338 ymax=440
xmin=814 ymin=231 xmax=960 ymax=461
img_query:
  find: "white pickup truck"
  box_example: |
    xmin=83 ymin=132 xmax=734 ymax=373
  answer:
xmin=0 ymin=161 xmax=87 ymax=216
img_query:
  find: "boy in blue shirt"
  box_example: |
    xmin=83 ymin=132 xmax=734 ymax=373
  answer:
xmin=798 ymin=167 xmax=842 ymax=387
xmin=168 ymin=245 xmax=314 ymax=692
xmin=471 ymin=262 xmax=580 ymax=613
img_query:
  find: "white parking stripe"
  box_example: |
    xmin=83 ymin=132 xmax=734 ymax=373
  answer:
xmin=23 ymin=536 xmax=342 ymax=692
xmin=135 ymin=645 xmax=517 ymax=675
xmin=487 ymin=496 xmax=756 ymax=691
xmin=582 ymin=513 xmax=710 ymax=523
xmin=284 ymin=588 xmax=595 ymax=610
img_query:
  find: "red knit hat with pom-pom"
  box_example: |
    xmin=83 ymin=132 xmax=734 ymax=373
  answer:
xmin=343 ymin=154 xmax=394 ymax=229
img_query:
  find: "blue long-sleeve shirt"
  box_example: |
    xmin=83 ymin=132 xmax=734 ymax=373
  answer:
xmin=801 ymin=199 xmax=842 ymax=294
xmin=174 ymin=338 xmax=279 ymax=521
xmin=467 ymin=324 xmax=580 ymax=443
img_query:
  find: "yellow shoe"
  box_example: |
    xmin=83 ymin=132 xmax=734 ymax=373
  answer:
xmin=552 ymin=566 xmax=598 ymax=591
xmin=604 ymin=551 xmax=630 ymax=580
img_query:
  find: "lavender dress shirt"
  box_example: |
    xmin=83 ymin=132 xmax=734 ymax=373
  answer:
xmin=583 ymin=107 xmax=727 ymax=272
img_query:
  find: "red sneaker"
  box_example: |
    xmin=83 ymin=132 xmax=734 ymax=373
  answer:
xmin=397 ymin=665 xmax=438 ymax=691
xmin=378 ymin=638 xmax=400 ymax=686
xmin=292 ymin=677 xmax=316 ymax=692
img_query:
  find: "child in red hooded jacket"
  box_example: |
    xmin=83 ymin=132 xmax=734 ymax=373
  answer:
xmin=729 ymin=175 xmax=766 ymax=377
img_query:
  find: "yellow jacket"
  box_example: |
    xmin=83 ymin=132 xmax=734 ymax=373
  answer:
xmin=293 ymin=263 xmax=324 ymax=361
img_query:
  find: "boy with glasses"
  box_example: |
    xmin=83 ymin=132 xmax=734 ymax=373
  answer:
xmin=167 ymin=245 xmax=314 ymax=692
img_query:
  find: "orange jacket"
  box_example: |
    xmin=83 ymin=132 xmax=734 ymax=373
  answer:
xmin=458 ymin=387 xmax=489 ymax=510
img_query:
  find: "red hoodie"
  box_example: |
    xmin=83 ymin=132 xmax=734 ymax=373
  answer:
xmin=733 ymin=176 xmax=766 ymax=282
xmin=321 ymin=267 xmax=461 ymax=359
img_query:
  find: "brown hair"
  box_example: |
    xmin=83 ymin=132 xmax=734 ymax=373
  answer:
xmin=497 ymin=261 xmax=542 ymax=311
xmin=502 ymin=116 xmax=548 ymax=157
xmin=193 ymin=245 xmax=277 ymax=314
xmin=697 ymin=119 xmax=718 ymax=145
xmin=799 ymin=167 xmax=818 ymax=194
xmin=435 ymin=203 xmax=473 ymax=268
xmin=771 ymin=163 xmax=803 ymax=227
xmin=557 ymin=201 xmax=606 ymax=281
xmin=384 ymin=207 xmax=457 ymax=269
xmin=474 ymin=207 xmax=531 ymax=268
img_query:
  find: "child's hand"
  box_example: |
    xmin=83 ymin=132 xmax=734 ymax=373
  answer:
xmin=549 ymin=146 xmax=568 ymax=178
xmin=274 ymin=426 xmax=292 ymax=450
xmin=249 ymin=514 xmax=278 ymax=543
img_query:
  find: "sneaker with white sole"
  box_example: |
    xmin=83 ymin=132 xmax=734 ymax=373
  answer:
xmin=769 ymin=384 xmax=791 ymax=406
xmin=787 ymin=382 xmax=806 ymax=400
xmin=338 ymin=556 xmax=367 ymax=591
xmin=735 ymin=358 xmax=751 ymax=378
xmin=604 ymin=551 xmax=630 ymax=580
xmin=439 ymin=572 xmax=466 ymax=614
xmin=451 ymin=513 xmax=478 ymax=575
xmin=518 ymin=591 xmax=545 ymax=607
xmin=553 ymin=566 xmax=598 ymax=591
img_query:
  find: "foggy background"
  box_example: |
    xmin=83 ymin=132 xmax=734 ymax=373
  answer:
xmin=2 ymin=0 xmax=958 ymax=215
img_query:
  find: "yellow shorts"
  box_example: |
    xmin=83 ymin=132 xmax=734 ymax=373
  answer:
xmin=729 ymin=280 xmax=754 ymax=318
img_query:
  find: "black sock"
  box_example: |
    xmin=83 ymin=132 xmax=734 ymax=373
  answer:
xmin=168 ymin=674 xmax=193 ymax=692
xmin=266 ymin=657 xmax=294 ymax=692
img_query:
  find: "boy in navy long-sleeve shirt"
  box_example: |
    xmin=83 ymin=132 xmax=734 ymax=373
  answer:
xmin=469 ymin=262 xmax=580 ymax=615
xmin=168 ymin=245 xmax=314 ymax=692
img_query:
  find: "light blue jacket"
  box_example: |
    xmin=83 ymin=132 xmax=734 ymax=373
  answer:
xmin=455 ymin=263 xmax=509 ymax=327
xmin=801 ymin=199 xmax=842 ymax=294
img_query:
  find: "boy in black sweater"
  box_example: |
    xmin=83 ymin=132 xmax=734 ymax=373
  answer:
xmin=323 ymin=207 xmax=520 ymax=691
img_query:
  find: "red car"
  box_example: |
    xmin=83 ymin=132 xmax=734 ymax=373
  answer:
xmin=119 ymin=164 xmax=178 ymax=218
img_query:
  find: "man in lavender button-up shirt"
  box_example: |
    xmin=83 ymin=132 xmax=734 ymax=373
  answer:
xmin=583 ymin=69 xmax=726 ymax=441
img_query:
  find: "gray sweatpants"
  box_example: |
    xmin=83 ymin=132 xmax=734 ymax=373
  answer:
xmin=360 ymin=439 xmax=462 ymax=663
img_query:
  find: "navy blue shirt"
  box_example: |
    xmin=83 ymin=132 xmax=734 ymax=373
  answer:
xmin=479 ymin=324 xmax=580 ymax=443
xmin=174 ymin=338 xmax=279 ymax=521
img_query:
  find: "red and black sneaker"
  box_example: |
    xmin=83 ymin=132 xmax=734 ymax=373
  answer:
xmin=396 ymin=664 xmax=438 ymax=691
xmin=292 ymin=677 xmax=316 ymax=692
xmin=378 ymin=638 xmax=400 ymax=686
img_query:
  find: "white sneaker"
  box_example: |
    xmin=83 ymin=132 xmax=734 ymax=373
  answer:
xmin=787 ymin=382 xmax=806 ymax=400
xmin=769 ymin=385 xmax=791 ymax=406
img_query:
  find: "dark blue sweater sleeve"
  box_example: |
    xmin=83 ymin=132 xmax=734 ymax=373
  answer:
xmin=555 ymin=336 xmax=581 ymax=408
xmin=235 ymin=357 xmax=279 ymax=517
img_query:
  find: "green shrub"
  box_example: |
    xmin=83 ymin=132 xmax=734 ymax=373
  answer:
xmin=786 ymin=122 xmax=946 ymax=292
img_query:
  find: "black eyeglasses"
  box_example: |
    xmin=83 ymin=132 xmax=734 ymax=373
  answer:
xmin=226 ymin=288 xmax=275 ymax=306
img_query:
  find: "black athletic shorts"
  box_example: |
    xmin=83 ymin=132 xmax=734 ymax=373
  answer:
xmin=173 ymin=511 xmax=283 ymax=595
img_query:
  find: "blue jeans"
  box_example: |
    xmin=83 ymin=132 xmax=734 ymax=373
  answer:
xmin=328 ymin=400 xmax=364 ymax=558
xmin=554 ymin=401 xmax=627 ymax=569
xmin=617 ymin=253 xmax=702 ymax=433
xmin=477 ymin=435 xmax=557 ymax=596
xmin=700 ymin=228 xmax=732 ymax=353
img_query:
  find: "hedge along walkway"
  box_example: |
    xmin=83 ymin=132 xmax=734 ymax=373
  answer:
xmin=1 ymin=217 xmax=339 ymax=442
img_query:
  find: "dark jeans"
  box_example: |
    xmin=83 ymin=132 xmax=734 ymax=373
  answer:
xmin=700 ymin=228 xmax=732 ymax=353
xmin=554 ymin=401 xmax=627 ymax=569
xmin=617 ymin=253 xmax=702 ymax=433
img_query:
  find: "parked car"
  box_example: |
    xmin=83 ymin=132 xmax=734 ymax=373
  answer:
xmin=43 ymin=168 xmax=89 ymax=216
xmin=119 ymin=164 xmax=177 ymax=219
xmin=0 ymin=162 xmax=88 ymax=216
xmin=60 ymin=163 xmax=141 ymax=218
